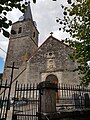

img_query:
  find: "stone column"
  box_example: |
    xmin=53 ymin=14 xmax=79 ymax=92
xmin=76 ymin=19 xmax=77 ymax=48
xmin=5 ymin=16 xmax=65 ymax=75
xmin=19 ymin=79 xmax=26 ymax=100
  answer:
xmin=38 ymin=81 xmax=57 ymax=113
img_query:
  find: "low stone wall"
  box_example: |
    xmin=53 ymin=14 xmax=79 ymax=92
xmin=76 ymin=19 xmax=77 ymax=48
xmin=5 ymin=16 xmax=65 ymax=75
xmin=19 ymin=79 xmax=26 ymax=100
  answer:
xmin=41 ymin=109 xmax=90 ymax=120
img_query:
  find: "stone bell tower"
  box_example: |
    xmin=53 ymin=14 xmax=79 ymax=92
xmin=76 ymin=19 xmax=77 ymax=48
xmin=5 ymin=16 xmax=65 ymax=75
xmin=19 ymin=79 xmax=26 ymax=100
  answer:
xmin=3 ymin=2 xmax=39 ymax=80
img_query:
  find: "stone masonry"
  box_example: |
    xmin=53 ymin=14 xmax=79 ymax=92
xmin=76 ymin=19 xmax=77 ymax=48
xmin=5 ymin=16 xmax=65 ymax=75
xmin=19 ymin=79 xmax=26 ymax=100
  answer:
xmin=3 ymin=16 xmax=39 ymax=81
xmin=2 ymin=4 xmax=81 ymax=120
xmin=3 ymin=3 xmax=80 ymax=98
xmin=26 ymin=36 xmax=79 ymax=85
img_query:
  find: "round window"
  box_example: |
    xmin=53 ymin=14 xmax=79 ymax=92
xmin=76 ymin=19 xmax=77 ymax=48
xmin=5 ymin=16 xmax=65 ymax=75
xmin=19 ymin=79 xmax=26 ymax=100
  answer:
xmin=49 ymin=52 xmax=52 ymax=56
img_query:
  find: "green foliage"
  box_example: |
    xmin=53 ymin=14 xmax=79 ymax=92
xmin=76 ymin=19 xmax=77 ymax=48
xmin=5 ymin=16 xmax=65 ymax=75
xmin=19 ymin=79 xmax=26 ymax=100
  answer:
xmin=0 ymin=0 xmax=36 ymax=38
xmin=57 ymin=0 xmax=90 ymax=86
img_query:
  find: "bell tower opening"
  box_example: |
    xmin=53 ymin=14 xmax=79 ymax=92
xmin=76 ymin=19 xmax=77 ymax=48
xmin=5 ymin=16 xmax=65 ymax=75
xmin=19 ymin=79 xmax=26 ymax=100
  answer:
xmin=18 ymin=27 xmax=22 ymax=34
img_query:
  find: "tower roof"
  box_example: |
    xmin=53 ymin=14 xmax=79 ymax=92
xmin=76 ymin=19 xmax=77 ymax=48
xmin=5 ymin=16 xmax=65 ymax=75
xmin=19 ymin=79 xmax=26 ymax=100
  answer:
xmin=23 ymin=2 xmax=33 ymax=21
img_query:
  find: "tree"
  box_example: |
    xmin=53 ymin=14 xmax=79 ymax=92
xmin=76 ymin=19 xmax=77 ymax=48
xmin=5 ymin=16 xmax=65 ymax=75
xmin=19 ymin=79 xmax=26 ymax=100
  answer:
xmin=0 ymin=0 xmax=68 ymax=38
xmin=0 ymin=0 xmax=36 ymax=38
xmin=57 ymin=0 xmax=90 ymax=86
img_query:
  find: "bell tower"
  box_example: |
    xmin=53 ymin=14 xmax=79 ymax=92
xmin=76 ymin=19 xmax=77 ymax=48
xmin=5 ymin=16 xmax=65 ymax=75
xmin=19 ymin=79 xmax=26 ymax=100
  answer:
xmin=3 ymin=2 xmax=39 ymax=80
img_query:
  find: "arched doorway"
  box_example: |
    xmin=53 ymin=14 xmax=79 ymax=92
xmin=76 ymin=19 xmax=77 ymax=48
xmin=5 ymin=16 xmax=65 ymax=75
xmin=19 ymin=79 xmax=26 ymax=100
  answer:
xmin=46 ymin=74 xmax=58 ymax=85
xmin=45 ymin=74 xmax=59 ymax=101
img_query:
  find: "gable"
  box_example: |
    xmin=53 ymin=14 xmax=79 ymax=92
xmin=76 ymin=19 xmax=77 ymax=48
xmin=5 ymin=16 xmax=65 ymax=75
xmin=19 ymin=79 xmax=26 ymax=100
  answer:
xmin=26 ymin=36 xmax=78 ymax=84
xmin=28 ymin=36 xmax=72 ymax=64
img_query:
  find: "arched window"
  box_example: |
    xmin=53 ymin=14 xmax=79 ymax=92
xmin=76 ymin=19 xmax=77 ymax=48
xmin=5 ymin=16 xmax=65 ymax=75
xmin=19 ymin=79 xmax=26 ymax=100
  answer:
xmin=18 ymin=27 xmax=22 ymax=34
xmin=33 ymin=32 xmax=35 ymax=38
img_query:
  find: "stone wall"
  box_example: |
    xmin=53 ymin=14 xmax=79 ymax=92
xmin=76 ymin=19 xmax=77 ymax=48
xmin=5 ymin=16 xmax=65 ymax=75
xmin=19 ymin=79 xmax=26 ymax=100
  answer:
xmin=45 ymin=110 xmax=90 ymax=120
xmin=3 ymin=19 xmax=38 ymax=81
xmin=11 ymin=20 xmax=39 ymax=45
xmin=3 ymin=36 xmax=80 ymax=100
xmin=27 ymin=36 xmax=80 ymax=85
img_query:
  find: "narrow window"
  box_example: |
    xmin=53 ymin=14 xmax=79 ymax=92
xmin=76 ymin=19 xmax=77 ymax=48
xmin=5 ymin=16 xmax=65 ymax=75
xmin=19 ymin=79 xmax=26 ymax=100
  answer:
xmin=18 ymin=27 xmax=22 ymax=34
xmin=33 ymin=32 xmax=35 ymax=38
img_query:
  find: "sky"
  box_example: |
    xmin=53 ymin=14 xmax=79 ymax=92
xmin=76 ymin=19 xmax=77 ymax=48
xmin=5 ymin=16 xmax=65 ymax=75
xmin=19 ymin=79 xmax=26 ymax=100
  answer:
xmin=0 ymin=0 xmax=69 ymax=73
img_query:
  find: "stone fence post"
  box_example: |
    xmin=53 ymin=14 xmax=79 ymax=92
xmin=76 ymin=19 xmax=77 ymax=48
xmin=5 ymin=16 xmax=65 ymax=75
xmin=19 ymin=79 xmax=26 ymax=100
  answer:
xmin=38 ymin=81 xmax=57 ymax=114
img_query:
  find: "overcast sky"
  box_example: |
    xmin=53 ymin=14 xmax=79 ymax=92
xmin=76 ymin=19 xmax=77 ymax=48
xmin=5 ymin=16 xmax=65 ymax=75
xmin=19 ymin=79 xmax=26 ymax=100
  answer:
xmin=0 ymin=0 xmax=69 ymax=73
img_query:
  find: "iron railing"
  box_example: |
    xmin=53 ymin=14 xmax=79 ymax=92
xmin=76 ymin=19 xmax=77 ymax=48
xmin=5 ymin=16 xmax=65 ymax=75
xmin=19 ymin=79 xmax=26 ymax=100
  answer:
xmin=0 ymin=79 xmax=11 ymax=120
xmin=12 ymin=82 xmax=41 ymax=120
xmin=0 ymin=62 xmax=18 ymax=120
xmin=56 ymin=84 xmax=90 ymax=111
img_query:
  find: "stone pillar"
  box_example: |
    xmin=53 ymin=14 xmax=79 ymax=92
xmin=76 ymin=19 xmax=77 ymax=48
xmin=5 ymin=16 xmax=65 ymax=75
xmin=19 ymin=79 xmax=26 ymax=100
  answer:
xmin=38 ymin=81 xmax=57 ymax=113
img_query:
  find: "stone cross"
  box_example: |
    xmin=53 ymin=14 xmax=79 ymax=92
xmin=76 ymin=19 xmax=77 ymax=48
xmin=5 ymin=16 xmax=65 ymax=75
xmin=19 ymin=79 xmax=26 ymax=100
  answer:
xmin=50 ymin=32 xmax=53 ymax=36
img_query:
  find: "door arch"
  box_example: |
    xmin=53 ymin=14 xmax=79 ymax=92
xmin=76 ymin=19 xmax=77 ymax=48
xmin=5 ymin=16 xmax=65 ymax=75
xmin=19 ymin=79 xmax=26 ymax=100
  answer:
xmin=45 ymin=74 xmax=59 ymax=101
xmin=45 ymin=74 xmax=58 ymax=85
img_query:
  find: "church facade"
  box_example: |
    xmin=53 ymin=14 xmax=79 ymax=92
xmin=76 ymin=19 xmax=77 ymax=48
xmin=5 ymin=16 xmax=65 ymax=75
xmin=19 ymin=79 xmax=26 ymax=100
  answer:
xmin=3 ymin=3 xmax=80 ymax=89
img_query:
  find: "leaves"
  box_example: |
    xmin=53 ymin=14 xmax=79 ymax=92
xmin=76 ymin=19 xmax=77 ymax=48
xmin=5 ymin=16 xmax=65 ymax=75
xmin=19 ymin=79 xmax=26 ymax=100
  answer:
xmin=11 ymin=29 xmax=16 ymax=34
xmin=0 ymin=0 xmax=36 ymax=38
xmin=3 ymin=22 xmax=9 ymax=28
xmin=58 ymin=0 xmax=90 ymax=85
xmin=2 ymin=29 xmax=9 ymax=38
xmin=67 ymin=0 xmax=72 ymax=4
xmin=33 ymin=0 xmax=36 ymax=3
xmin=0 ymin=5 xmax=3 ymax=13
xmin=63 ymin=11 xmax=67 ymax=15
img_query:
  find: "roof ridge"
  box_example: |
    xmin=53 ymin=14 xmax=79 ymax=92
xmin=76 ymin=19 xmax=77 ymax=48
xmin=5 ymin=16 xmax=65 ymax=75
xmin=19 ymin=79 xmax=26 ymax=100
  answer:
xmin=27 ymin=35 xmax=70 ymax=62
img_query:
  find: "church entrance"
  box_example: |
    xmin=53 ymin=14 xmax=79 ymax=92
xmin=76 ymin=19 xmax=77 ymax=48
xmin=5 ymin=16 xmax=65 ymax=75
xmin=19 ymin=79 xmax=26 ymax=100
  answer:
xmin=45 ymin=74 xmax=59 ymax=100
xmin=45 ymin=74 xmax=58 ymax=85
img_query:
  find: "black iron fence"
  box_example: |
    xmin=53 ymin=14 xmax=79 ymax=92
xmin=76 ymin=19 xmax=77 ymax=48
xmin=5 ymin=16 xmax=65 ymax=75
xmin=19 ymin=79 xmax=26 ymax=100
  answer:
xmin=56 ymin=83 xmax=90 ymax=111
xmin=12 ymin=81 xmax=41 ymax=120
xmin=12 ymin=82 xmax=90 ymax=120
xmin=1 ymin=79 xmax=90 ymax=120
xmin=0 ymin=62 xmax=19 ymax=120
xmin=0 ymin=79 xmax=11 ymax=120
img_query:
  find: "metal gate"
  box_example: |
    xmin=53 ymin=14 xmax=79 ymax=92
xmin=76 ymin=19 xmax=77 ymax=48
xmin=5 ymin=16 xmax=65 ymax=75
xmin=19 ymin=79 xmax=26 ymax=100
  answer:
xmin=0 ymin=62 xmax=17 ymax=120
xmin=0 ymin=79 xmax=11 ymax=120
xmin=12 ymin=81 xmax=41 ymax=120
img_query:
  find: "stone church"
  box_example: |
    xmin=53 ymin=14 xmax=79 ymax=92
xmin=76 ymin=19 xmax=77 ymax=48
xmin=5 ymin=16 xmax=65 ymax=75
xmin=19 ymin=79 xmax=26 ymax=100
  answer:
xmin=3 ymin=3 xmax=80 ymax=90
